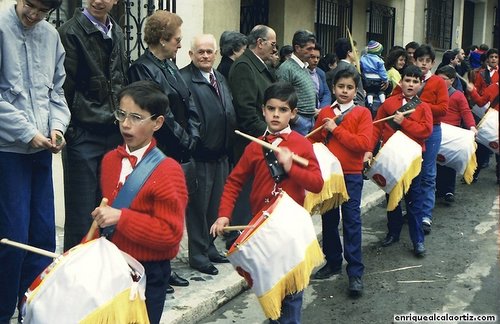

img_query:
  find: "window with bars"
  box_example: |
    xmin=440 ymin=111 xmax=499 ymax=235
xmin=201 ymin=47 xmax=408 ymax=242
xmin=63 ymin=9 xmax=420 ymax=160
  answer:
xmin=315 ymin=0 xmax=352 ymax=55
xmin=240 ymin=0 xmax=269 ymax=36
xmin=425 ymin=0 xmax=454 ymax=50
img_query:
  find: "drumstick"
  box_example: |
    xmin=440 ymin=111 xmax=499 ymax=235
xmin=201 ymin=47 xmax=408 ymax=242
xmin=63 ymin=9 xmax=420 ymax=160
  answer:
xmin=84 ymin=198 xmax=109 ymax=242
xmin=305 ymin=124 xmax=325 ymax=138
xmin=223 ymin=225 xmax=254 ymax=232
xmin=235 ymin=130 xmax=309 ymax=166
xmin=0 ymin=238 xmax=59 ymax=259
xmin=372 ymin=109 xmax=416 ymax=124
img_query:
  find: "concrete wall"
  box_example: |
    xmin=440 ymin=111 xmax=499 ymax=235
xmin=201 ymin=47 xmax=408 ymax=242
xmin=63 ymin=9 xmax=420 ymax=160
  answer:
xmin=175 ymin=0 xmax=204 ymax=68
xmin=270 ymin=0 xmax=315 ymax=47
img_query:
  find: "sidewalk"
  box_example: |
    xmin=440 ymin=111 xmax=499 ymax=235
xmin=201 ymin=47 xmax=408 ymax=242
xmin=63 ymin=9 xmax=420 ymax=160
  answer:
xmin=50 ymin=181 xmax=384 ymax=324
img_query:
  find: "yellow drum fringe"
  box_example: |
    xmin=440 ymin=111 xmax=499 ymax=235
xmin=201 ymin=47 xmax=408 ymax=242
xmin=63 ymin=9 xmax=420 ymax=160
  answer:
xmin=304 ymin=174 xmax=349 ymax=215
xmin=387 ymin=157 xmax=422 ymax=211
xmin=257 ymin=240 xmax=324 ymax=320
xmin=462 ymin=142 xmax=478 ymax=184
xmin=80 ymin=288 xmax=149 ymax=324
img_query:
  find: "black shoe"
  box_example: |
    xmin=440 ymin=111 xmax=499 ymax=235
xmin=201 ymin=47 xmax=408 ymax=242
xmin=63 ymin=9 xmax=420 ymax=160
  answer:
xmin=422 ymin=221 xmax=431 ymax=235
xmin=348 ymin=276 xmax=363 ymax=297
xmin=209 ymin=254 xmax=230 ymax=264
xmin=414 ymin=242 xmax=426 ymax=257
xmin=166 ymin=284 xmax=174 ymax=294
xmin=381 ymin=234 xmax=399 ymax=247
xmin=444 ymin=193 xmax=455 ymax=205
xmin=169 ymin=271 xmax=189 ymax=286
xmin=193 ymin=263 xmax=219 ymax=275
xmin=313 ymin=263 xmax=341 ymax=280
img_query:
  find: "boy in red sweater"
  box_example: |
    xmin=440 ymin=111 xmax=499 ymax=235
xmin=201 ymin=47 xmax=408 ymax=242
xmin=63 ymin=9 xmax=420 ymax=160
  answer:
xmin=367 ymin=65 xmax=432 ymax=256
xmin=90 ymin=81 xmax=188 ymax=324
xmin=211 ymin=82 xmax=323 ymax=323
xmin=308 ymin=69 xmax=372 ymax=297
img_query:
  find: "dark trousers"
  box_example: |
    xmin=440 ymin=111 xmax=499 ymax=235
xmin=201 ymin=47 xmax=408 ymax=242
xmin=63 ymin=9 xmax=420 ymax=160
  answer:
xmin=436 ymin=164 xmax=456 ymax=196
xmin=269 ymin=291 xmax=304 ymax=324
xmin=187 ymin=158 xmax=229 ymax=267
xmin=386 ymin=173 xmax=424 ymax=245
xmin=142 ymin=260 xmax=171 ymax=324
xmin=62 ymin=125 xmax=122 ymax=251
xmin=321 ymin=174 xmax=364 ymax=277
xmin=0 ymin=151 xmax=55 ymax=323
xmin=224 ymin=177 xmax=254 ymax=249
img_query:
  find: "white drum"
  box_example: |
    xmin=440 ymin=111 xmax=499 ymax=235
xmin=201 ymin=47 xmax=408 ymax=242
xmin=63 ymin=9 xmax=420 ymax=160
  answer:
xmin=365 ymin=131 xmax=422 ymax=211
xmin=476 ymin=109 xmax=499 ymax=154
xmin=304 ymin=142 xmax=349 ymax=215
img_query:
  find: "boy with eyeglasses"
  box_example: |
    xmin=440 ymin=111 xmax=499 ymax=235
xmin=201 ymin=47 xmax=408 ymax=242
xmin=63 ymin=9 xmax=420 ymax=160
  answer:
xmin=0 ymin=0 xmax=70 ymax=322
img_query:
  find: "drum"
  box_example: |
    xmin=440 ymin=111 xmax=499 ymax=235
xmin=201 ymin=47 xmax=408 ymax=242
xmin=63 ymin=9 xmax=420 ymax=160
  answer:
xmin=365 ymin=131 xmax=422 ymax=211
xmin=227 ymin=191 xmax=324 ymax=320
xmin=304 ymin=142 xmax=349 ymax=215
xmin=23 ymin=237 xmax=149 ymax=324
xmin=476 ymin=109 xmax=499 ymax=154
xmin=437 ymin=123 xmax=477 ymax=184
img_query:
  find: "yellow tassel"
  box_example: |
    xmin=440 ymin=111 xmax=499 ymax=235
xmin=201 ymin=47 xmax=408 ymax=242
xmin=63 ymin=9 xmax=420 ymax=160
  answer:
xmin=80 ymin=289 xmax=150 ymax=324
xmin=304 ymin=174 xmax=349 ymax=215
xmin=257 ymin=240 xmax=324 ymax=320
xmin=387 ymin=157 xmax=422 ymax=211
xmin=463 ymin=142 xmax=478 ymax=185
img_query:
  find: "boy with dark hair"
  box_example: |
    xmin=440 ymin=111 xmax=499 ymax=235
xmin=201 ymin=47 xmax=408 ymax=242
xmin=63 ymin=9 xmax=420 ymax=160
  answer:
xmin=211 ymin=82 xmax=323 ymax=323
xmin=91 ymin=81 xmax=188 ymax=323
xmin=0 ymin=0 xmax=70 ymax=321
xmin=309 ymin=69 xmax=373 ymax=297
xmin=367 ymin=65 xmax=433 ymax=256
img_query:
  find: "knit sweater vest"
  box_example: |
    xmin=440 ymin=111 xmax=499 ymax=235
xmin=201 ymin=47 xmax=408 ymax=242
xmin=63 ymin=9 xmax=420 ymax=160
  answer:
xmin=276 ymin=59 xmax=317 ymax=115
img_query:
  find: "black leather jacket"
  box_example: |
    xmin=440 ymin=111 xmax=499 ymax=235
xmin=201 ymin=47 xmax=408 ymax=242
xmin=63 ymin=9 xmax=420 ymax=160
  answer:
xmin=58 ymin=9 xmax=128 ymax=134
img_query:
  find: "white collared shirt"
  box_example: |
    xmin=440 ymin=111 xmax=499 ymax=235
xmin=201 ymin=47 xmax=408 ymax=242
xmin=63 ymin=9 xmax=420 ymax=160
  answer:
xmin=291 ymin=53 xmax=308 ymax=69
xmin=332 ymin=100 xmax=354 ymax=116
xmin=264 ymin=126 xmax=292 ymax=146
xmin=200 ymin=69 xmax=215 ymax=83
xmin=119 ymin=143 xmax=150 ymax=184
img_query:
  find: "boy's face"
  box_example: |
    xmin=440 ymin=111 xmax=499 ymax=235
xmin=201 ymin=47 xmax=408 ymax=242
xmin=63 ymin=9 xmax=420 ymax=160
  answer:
xmin=86 ymin=0 xmax=118 ymax=24
xmin=415 ymin=55 xmax=434 ymax=75
xmin=436 ymin=73 xmax=453 ymax=89
xmin=262 ymin=99 xmax=297 ymax=133
xmin=333 ymin=77 xmax=356 ymax=104
xmin=308 ymin=49 xmax=320 ymax=70
xmin=16 ymin=0 xmax=51 ymax=28
xmin=487 ymin=53 xmax=498 ymax=69
xmin=399 ymin=75 xmax=421 ymax=98
xmin=117 ymin=95 xmax=164 ymax=152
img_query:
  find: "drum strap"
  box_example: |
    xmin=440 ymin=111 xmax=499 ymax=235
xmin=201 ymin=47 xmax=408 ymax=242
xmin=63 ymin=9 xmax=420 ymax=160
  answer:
xmin=448 ymin=87 xmax=456 ymax=98
xmin=324 ymin=104 xmax=355 ymax=145
xmin=101 ymin=147 xmax=166 ymax=239
xmin=262 ymin=139 xmax=287 ymax=184
xmin=387 ymin=96 xmax=422 ymax=131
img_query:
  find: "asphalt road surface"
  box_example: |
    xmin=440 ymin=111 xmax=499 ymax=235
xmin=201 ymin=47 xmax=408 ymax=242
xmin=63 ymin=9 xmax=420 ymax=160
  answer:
xmin=200 ymin=165 xmax=499 ymax=324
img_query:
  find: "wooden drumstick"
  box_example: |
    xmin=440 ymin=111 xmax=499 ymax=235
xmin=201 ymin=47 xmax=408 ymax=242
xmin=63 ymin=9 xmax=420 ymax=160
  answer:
xmin=0 ymin=238 xmax=59 ymax=259
xmin=235 ymin=130 xmax=309 ymax=166
xmin=372 ymin=109 xmax=416 ymax=124
xmin=305 ymin=124 xmax=325 ymax=138
xmin=84 ymin=198 xmax=109 ymax=242
xmin=223 ymin=225 xmax=254 ymax=232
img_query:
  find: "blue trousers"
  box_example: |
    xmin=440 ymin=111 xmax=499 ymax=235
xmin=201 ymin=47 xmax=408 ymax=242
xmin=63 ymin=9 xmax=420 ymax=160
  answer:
xmin=0 ymin=151 xmax=55 ymax=323
xmin=269 ymin=291 xmax=304 ymax=324
xmin=386 ymin=173 xmax=424 ymax=245
xmin=321 ymin=174 xmax=364 ymax=277
xmin=291 ymin=114 xmax=315 ymax=136
xmin=420 ymin=125 xmax=442 ymax=223
xmin=142 ymin=260 xmax=171 ymax=324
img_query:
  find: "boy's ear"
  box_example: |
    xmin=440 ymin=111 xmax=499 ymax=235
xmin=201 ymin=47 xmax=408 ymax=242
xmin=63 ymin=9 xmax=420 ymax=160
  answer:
xmin=153 ymin=115 xmax=165 ymax=131
xmin=261 ymin=104 xmax=266 ymax=117
xmin=290 ymin=107 xmax=298 ymax=120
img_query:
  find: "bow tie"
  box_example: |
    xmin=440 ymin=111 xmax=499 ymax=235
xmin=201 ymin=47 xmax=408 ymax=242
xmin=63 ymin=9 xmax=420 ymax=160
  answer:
xmin=265 ymin=133 xmax=289 ymax=142
xmin=116 ymin=146 xmax=138 ymax=168
xmin=403 ymin=95 xmax=413 ymax=102
xmin=490 ymin=67 xmax=498 ymax=72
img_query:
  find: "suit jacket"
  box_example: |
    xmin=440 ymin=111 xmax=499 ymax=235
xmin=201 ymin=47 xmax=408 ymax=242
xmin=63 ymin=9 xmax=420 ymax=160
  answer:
xmin=316 ymin=68 xmax=332 ymax=108
xmin=179 ymin=63 xmax=237 ymax=161
xmin=128 ymin=50 xmax=200 ymax=163
xmin=228 ymin=48 xmax=275 ymax=161
xmin=326 ymin=60 xmax=365 ymax=106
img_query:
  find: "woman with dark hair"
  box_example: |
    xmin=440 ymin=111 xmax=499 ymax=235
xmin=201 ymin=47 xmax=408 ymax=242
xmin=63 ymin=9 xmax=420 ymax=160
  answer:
xmin=384 ymin=47 xmax=407 ymax=95
xmin=318 ymin=52 xmax=337 ymax=73
xmin=217 ymin=31 xmax=248 ymax=79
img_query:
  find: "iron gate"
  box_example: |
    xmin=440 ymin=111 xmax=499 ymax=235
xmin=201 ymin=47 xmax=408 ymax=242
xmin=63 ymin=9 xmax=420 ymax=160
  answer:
xmin=315 ymin=0 xmax=353 ymax=55
xmin=366 ymin=2 xmax=395 ymax=57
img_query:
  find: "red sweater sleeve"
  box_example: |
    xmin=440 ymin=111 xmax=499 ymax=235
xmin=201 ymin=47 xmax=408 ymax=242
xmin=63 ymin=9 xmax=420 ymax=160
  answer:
xmin=100 ymin=150 xmax=188 ymax=261
xmin=419 ymin=75 xmax=448 ymax=123
xmin=469 ymin=82 xmax=499 ymax=110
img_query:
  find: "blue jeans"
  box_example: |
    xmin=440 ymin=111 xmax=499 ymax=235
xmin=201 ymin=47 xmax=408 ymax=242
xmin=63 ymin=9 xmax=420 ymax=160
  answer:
xmin=0 ymin=151 xmax=55 ymax=323
xmin=420 ymin=125 xmax=442 ymax=223
xmin=291 ymin=114 xmax=315 ymax=136
xmin=269 ymin=291 xmax=304 ymax=324
xmin=321 ymin=174 xmax=364 ymax=277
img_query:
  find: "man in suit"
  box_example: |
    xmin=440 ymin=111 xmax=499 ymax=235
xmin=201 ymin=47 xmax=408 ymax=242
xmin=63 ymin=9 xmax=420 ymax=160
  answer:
xmin=180 ymin=34 xmax=237 ymax=275
xmin=127 ymin=9 xmax=200 ymax=292
xmin=326 ymin=37 xmax=365 ymax=106
xmin=308 ymin=42 xmax=332 ymax=109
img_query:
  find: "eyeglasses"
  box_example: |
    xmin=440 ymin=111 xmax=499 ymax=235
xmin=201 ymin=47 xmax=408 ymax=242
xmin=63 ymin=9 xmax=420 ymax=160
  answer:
xmin=261 ymin=38 xmax=277 ymax=48
xmin=114 ymin=109 xmax=156 ymax=125
xmin=22 ymin=0 xmax=51 ymax=19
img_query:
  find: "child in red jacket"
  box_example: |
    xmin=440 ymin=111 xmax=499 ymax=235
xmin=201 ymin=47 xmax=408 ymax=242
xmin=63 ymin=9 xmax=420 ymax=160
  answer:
xmin=91 ymin=81 xmax=188 ymax=324
xmin=308 ymin=69 xmax=373 ymax=297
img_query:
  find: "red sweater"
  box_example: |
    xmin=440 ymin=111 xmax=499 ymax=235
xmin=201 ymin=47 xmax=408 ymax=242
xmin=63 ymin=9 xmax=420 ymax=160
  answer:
xmin=441 ymin=89 xmax=476 ymax=128
xmin=474 ymin=68 xmax=498 ymax=95
xmin=309 ymin=105 xmax=373 ymax=174
xmin=393 ymin=75 xmax=448 ymax=124
xmin=218 ymin=131 xmax=323 ymax=218
xmin=100 ymin=143 xmax=188 ymax=261
xmin=469 ymin=82 xmax=499 ymax=110
xmin=371 ymin=94 xmax=433 ymax=151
